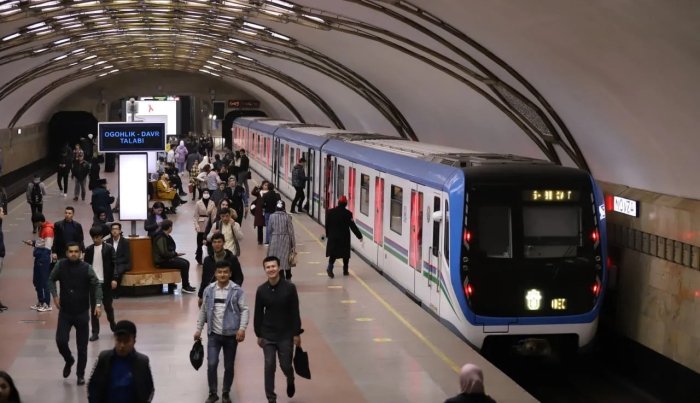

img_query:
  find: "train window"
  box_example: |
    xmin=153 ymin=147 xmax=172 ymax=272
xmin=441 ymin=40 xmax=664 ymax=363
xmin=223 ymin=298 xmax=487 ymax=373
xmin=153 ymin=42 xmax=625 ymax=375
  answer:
xmin=289 ymin=147 xmax=295 ymax=180
xmin=360 ymin=174 xmax=370 ymax=216
xmin=432 ymin=197 xmax=440 ymax=257
xmin=476 ymin=206 xmax=512 ymax=258
xmin=522 ymin=206 xmax=581 ymax=258
xmin=390 ymin=185 xmax=403 ymax=235
xmin=337 ymin=165 xmax=345 ymax=198
xmin=443 ymin=200 xmax=449 ymax=265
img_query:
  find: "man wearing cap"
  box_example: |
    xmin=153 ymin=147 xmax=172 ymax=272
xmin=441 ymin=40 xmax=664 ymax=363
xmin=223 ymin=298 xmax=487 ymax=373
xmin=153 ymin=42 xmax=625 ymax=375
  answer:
xmin=290 ymin=157 xmax=309 ymax=214
xmin=325 ymin=195 xmax=363 ymax=278
xmin=88 ymin=320 xmax=155 ymax=403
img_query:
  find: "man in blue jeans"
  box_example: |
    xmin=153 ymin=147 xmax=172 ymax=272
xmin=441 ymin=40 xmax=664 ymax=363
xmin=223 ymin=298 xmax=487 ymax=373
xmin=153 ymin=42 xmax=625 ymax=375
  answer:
xmin=194 ymin=260 xmax=249 ymax=403
xmin=23 ymin=213 xmax=54 ymax=312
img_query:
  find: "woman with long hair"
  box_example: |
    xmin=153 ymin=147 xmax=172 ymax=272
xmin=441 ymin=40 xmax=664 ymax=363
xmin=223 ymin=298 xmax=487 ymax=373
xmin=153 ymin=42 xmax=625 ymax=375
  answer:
xmin=0 ymin=371 xmax=21 ymax=403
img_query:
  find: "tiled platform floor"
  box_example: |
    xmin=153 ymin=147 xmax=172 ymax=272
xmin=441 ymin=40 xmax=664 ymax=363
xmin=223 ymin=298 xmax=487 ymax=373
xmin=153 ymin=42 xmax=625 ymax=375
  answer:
xmin=0 ymin=166 xmax=535 ymax=403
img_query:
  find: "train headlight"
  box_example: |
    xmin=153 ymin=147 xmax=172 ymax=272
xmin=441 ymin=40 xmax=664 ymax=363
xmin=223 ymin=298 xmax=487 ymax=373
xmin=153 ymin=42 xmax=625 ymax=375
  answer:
xmin=525 ymin=289 xmax=542 ymax=310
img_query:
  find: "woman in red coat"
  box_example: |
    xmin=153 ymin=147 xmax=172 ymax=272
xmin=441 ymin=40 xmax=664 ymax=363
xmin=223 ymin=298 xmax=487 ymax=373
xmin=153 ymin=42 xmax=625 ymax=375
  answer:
xmin=250 ymin=182 xmax=267 ymax=245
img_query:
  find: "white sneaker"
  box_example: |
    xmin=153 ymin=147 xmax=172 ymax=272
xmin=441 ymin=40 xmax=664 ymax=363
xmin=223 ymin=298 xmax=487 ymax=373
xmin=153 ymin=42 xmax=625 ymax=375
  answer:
xmin=30 ymin=303 xmax=41 ymax=310
xmin=38 ymin=304 xmax=52 ymax=312
xmin=63 ymin=193 xmax=67 ymax=197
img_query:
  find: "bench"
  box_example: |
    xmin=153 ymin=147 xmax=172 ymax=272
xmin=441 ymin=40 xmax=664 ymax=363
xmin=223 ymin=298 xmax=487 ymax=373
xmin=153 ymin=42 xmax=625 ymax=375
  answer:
xmin=121 ymin=237 xmax=181 ymax=294
xmin=148 ymin=181 xmax=172 ymax=209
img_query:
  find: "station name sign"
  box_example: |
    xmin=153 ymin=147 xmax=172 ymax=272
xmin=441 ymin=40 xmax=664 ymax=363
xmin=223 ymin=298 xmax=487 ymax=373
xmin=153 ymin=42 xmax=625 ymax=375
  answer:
xmin=98 ymin=122 xmax=166 ymax=152
xmin=227 ymin=99 xmax=260 ymax=108
xmin=613 ymin=196 xmax=639 ymax=217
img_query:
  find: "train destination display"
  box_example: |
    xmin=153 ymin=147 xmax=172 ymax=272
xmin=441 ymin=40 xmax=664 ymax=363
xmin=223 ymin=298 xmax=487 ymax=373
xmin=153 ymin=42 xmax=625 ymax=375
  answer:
xmin=98 ymin=122 xmax=166 ymax=152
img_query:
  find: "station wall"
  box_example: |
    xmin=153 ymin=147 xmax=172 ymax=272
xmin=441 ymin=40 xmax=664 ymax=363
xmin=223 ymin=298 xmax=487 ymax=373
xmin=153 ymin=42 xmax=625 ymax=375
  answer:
xmin=0 ymin=123 xmax=48 ymax=176
xmin=601 ymin=181 xmax=700 ymax=373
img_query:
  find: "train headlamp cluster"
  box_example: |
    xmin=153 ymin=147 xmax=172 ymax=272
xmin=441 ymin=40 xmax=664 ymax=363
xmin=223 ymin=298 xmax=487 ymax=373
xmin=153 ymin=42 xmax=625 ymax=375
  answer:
xmin=525 ymin=289 xmax=568 ymax=311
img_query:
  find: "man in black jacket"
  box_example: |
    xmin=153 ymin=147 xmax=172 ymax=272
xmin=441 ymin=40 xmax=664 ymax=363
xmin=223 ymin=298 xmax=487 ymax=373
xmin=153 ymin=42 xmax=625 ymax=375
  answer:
xmin=87 ymin=320 xmax=155 ymax=403
xmin=91 ymin=179 xmax=115 ymax=221
xmin=84 ymin=226 xmax=118 ymax=341
xmin=72 ymin=157 xmax=90 ymax=202
xmin=198 ymin=233 xmax=243 ymax=307
xmin=254 ymin=256 xmax=303 ymax=403
xmin=151 ymin=219 xmax=195 ymax=294
xmin=236 ymin=148 xmax=250 ymax=194
xmin=105 ymin=222 xmax=131 ymax=298
xmin=53 ymin=206 xmax=85 ymax=261
xmin=49 ymin=242 xmax=102 ymax=385
xmin=261 ymin=183 xmax=280 ymax=245
xmin=324 ymin=195 xmax=363 ymax=278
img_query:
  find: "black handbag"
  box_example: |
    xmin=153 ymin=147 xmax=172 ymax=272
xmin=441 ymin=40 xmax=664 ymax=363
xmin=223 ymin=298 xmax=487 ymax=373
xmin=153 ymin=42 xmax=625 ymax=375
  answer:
xmin=293 ymin=345 xmax=311 ymax=379
xmin=190 ymin=339 xmax=204 ymax=370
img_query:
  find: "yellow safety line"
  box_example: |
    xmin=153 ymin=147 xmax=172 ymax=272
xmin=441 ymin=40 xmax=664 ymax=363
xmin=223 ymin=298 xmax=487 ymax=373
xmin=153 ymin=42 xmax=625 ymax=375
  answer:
xmin=293 ymin=214 xmax=462 ymax=374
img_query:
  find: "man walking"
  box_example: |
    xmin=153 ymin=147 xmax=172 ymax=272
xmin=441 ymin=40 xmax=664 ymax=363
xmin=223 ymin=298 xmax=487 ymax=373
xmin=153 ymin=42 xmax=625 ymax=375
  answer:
xmin=26 ymin=175 xmax=46 ymax=233
xmin=84 ymin=226 xmax=118 ymax=341
xmin=57 ymin=143 xmax=72 ymax=197
xmin=53 ymin=206 xmax=85 ymax=261
xmin=23 ymin=213 xmax=54 ymax=312
xmin=198 ymin=233 xmax=244 ymax=307
xmin=105 ymin=223 xmax=131 ymax=298
xmin=72 ymin=155 xmax=90 ymax=202
xmin=87 ymin=320 xmax=155 ymax=403
xmin=254 ymin=256 xmax=303 ymax=403
xmin=49 ymin=242 xmax=102 ymax=385
xmin=194 ymin=260 xmax=249 ymax=403
xmin=325 ymin=195 xmax=363 ymax=278
xmin=290 ymin=157 xmax=309 ymax=214
xmin=236 ymin=149 xmax=250 ymax=194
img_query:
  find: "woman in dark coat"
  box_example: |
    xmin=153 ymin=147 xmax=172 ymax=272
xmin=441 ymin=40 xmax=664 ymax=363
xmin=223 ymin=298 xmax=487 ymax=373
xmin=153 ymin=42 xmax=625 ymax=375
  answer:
xmin=250 ymin=184 xmax=266 ymax=245
xmin=324 ymin=195 xmax=362 ymax=278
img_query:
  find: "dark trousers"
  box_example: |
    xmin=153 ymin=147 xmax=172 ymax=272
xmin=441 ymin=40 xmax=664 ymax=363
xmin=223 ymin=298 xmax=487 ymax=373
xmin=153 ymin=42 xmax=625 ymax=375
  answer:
xmin=237 ymin=171 xmax=249 ymax=194
xmin=328 ymin=257 xmax=350 ymax=274
xmin=56 ymin=311 xmax=90 ymax=377
xmin=89 ymin=282 xmax=115 ymax=335
xmin=29 ymin=203 xmax=43 ymax=232
xmin=74 ymin=178 xmax=86 ymax=200
xmin=264 ymin=212 xmax=271 ymax=243
xmin=291 ymin=187 xmax=305 ymax=212
xmin=32 ymin=248 xmax=51 ymax=304
xmin=256 ymin=225 xmax=264 ymax=245
xmin=158 ymin=257 xmax=191 ymax=287
xmin=262 ymin=338 xmax=294 ymax=402
xmin=207 ymin=333 xmax=239 ymax=395
xmin=58 ymin=168 xmax=69 ymax=192
xmin=195 ymin=232 xmax=206 ymax=263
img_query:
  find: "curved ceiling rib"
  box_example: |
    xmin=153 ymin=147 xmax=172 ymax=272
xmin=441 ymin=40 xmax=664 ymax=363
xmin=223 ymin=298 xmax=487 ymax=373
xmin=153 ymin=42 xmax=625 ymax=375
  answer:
xmin=0 ymin=0 xmax=414 ymax=138
xmin=349 ymin=0 xmax=589 ymax=170
xmin=8 ymin=65 xmax=305 ymax=128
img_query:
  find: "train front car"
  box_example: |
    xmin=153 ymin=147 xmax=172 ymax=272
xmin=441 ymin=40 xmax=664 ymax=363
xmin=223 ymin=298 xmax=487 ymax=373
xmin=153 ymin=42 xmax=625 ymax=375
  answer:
xmin=459 ymin=164 xmax=607 ymax=355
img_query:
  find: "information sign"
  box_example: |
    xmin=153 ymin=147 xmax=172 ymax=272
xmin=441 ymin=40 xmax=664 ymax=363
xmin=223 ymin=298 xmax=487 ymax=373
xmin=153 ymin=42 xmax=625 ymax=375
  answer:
xmin=98 ymin=122 xmax=166 ymax=152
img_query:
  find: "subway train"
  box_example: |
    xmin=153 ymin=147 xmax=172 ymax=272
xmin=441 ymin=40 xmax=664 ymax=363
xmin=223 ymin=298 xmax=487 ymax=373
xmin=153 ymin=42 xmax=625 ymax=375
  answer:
xmin=233 ymin=117 xmax=608 ymax=354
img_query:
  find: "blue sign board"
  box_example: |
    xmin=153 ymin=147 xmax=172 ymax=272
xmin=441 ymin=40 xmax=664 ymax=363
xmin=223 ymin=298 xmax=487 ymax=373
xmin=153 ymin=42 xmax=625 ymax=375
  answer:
xmin=98 ymin=122 xmax=166 ymax=152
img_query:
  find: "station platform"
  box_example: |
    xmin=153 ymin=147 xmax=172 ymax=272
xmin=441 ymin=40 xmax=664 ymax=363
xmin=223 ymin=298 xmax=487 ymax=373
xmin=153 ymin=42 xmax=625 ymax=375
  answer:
xmin=0 ymin=167 xmax=535 ymax=403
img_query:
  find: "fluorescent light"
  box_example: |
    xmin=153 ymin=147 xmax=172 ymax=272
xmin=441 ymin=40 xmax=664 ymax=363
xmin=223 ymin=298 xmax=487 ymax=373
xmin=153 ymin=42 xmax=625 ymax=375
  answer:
xmin=218 ymin=48 xmax=233 ymax=54
xmin=270 ymin=32 xmax=290 ymax=41
xmin=34 ymin=48 xmax=48 ymax=53
xmin=206 ymin=60 xmax=220 ymax=65
xmin=2 ymin=32 xmax=21 ymax=41
xmin=238 ymin=29 xmax=257 ymax=36
xmin=75 ymin=1 xmax=99 ymax=7
xmin=53 ymin=54 xmax=68 ymax=61
xmin=303 ymin=14 xmax=325 ymax=23
xmin=230 ymin=38 xmax=247 ymax=45
xmin=30 ymin=0 xmax=59 ymax=8
xmin=81 ymin=55 xmax=97 ymax=60
xmin=27 ymin=22 xmax=47 ymax=30
xmin=269 ymin=0 xmax=294 ymax=8
xmin=237 ymin=55 xmax=253 ymax=61
xmin=94 ymin=60 xmax=106 ymax=65
xmin=71 ymin=48 xmax=86 ymax=53
xmin=81 ymin=64 xmax=94 ymax=70
xmin=243 ymin=21 xmax=265 ymax=30
xmin=54 ymin=38 xmax=70 ymax=44
xmin=109 ymin=69 xmax=119 ymax=73
xmin=0 ymin=1 xmax=19 ymax=11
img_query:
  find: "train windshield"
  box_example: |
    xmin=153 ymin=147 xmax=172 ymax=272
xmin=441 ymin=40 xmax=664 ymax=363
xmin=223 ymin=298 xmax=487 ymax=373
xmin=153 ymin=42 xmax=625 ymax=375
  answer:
xmin=464 ymin=182 xmax=599 ymax=317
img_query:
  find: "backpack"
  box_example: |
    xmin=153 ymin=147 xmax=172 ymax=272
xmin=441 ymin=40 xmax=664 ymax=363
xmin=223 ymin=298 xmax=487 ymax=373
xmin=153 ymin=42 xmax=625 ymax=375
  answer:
xmin=30 ymin=183 xmax=43 ymax=204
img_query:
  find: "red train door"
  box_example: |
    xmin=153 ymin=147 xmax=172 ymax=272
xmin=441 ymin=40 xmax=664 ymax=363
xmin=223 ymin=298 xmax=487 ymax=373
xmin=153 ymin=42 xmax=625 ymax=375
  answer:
xmin=374 ymin=176 xmax=384 ymax=246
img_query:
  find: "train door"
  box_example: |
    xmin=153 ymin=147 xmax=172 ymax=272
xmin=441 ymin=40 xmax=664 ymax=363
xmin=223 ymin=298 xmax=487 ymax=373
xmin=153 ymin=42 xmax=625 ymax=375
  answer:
xmin=420 ymin=194 xmax=443 ymax=312
xmin=350 ymin=165 xmax=378 ymax=267
xmin=429 ymin=196 xmax=449 ymax=313
xmin=320 ymin=153 xmax=335 ymax=225
xmin=306 ymin=148 xmax=316 ymax=217
xmin=410 ymin=188 xmax=427 ymax=302
xmin=380 ymin=175 xmax=413 ymax=290
xmin=272 ymin=138 xmax=281 ymax=188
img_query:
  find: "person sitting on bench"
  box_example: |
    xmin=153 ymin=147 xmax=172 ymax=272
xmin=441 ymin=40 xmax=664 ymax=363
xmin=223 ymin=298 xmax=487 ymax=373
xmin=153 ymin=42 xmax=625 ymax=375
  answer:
xmin=151 ymin=219 xmax=196 ymax=294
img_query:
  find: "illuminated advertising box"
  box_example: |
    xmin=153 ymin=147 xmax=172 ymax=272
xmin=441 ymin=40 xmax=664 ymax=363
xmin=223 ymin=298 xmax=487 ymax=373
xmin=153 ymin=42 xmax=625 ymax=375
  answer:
xmin=98 ymin=122 xmax=165 ymax=153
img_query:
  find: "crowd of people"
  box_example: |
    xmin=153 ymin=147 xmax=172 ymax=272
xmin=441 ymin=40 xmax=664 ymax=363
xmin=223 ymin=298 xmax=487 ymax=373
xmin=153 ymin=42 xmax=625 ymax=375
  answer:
xmin=0 ymin=134 xmax=498 ymax=403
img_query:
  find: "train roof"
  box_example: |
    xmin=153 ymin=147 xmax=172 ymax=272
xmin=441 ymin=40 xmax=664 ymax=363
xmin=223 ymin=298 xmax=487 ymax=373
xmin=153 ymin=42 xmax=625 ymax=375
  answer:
xmin=323 ymin=139 xmax=463 ymax=191
xmin=234 ymin=117 xmax=278 ymax=128
xmin=248 ymin=120 xmax=300 ymax=132
xmin=274 ymin=126 xmax=331 ymax=148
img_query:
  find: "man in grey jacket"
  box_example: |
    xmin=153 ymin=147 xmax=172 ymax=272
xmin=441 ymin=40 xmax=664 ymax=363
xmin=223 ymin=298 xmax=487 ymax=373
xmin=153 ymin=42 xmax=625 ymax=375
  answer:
xmin=194 ymin=260 xmax=249 ymax=403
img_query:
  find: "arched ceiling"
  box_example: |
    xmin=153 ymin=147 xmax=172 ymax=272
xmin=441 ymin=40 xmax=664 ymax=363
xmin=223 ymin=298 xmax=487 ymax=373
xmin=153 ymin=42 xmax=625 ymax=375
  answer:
xmin=1 ymin=0 xmax=699 ymax=199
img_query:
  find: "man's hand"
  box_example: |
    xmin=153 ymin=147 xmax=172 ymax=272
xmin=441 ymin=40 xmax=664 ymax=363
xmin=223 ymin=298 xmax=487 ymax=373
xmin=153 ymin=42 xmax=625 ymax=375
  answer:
xmin=236 ymin=329 xmax=246 ymax=342
xmin=293 ymin=335 xmax=301 ymax=347
xmin=257 ymin=337 xmax=264 ymax=348
xmin=111 ymin=280 xmax=118 ymax=290
xmin=198 ymin=298 xmax=203 ymax=308
xmin=51 ymin=253 xmax=58 ymax=261
xmin=194 ymin=330 xmax=201 ymax=341
xmin=94 ymin=305 xmax=102 ymax=317
xmin=54 ymin=297 xmax=61 ymax=310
